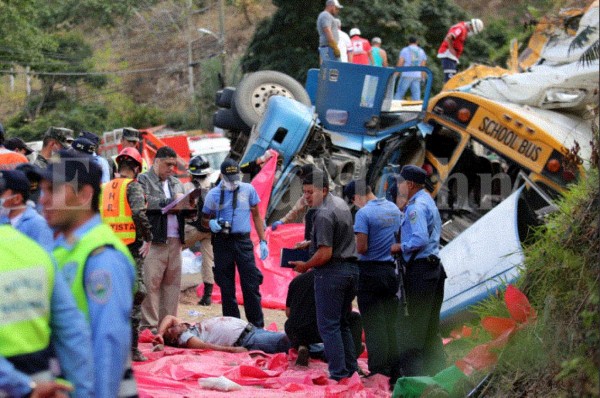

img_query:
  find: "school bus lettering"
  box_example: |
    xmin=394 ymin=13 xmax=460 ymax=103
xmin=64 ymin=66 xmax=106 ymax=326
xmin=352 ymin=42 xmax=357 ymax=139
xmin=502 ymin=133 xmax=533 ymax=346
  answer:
xmin=517 ymin=139 xmax=542 ymax=162
xmin=478 ymin=117 xmax=519 ymax=149
xmin=478 ymin=116 xmax=541 ymax=162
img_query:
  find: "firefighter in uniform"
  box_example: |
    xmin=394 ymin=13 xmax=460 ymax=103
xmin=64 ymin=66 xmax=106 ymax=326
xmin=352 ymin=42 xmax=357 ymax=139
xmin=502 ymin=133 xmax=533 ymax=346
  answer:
xmin=0 ymin=222 xmax=94 ymax=397
xmin=36 ymin=150 xmax=138 ymax=398
xmin=183 ymin=155 xmax=216 ymax=306
xmin=101 ymin=147 xmax=153 ymax=362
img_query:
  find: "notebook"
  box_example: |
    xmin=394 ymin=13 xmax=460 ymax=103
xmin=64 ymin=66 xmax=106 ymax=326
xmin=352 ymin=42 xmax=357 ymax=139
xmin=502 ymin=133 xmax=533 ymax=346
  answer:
xmin=280 ymin=248 xmax=310 ymax=268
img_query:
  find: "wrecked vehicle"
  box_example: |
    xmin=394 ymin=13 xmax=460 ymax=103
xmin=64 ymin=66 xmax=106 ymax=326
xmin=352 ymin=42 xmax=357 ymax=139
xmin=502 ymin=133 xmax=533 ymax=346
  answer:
xmin=213 ymin=51 xmax=592 ymax=324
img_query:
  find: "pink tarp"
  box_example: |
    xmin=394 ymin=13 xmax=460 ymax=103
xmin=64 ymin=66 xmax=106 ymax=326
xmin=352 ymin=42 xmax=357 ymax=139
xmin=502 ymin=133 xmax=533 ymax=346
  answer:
xmin=197 ymin=154 xmax=305 ymax=310
xmin=134 ymin=332 xmax=390 ymax=397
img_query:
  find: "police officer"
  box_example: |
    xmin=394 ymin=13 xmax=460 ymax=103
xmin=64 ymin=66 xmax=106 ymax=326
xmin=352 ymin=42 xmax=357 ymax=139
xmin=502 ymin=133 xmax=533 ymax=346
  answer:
xmin=100 ymin=147 xmax=153 ymax=362
xmin=343 ymin=179 xmax=402 ymax=377
xmin=36 ymin=150 xmax=138 ymax=397
xmin=184 ymin=155 xmax=216 ymax=306
xmin=290 ymin=168 xmax=360 ymax=381
xmin=0 ymin=170 xmax=54 ymax=251
xmin=201 ymin=158 xmax=269 ymax=328
xmin=79 ymin=130 xmax=111 ymax=183
xmin=0 ymin=188 xmax=94 ymax=396
xmin=391 ymin=165 xmax=447 ymax=378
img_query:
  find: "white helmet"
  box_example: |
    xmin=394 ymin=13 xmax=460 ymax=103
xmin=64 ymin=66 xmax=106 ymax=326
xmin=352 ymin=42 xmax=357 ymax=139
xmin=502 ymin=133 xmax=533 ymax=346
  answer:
xmin=349 ymin=28 xmax=361 ymax=37
xmin=470 ymin=18 xmax=484 ymax=35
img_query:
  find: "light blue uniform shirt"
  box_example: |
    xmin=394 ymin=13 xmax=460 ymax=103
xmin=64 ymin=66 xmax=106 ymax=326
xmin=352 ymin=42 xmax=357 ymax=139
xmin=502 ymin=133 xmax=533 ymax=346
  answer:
xmin=203 ymin=182 xmax=260 ymax=234
xmin=0 ymin=259 xmax=94 ymax=397
xmin=7 ymin=205 xmax=54 ymax=252
xmin=94 ymin=153 xmax=111 ymax=184
xmin=354 ymin=198 xmax=402 ymax=262
xmin=400 ymin=189 xmax=441 ymax=262
xmin=55 ymin=214 xmax=134 ymax=398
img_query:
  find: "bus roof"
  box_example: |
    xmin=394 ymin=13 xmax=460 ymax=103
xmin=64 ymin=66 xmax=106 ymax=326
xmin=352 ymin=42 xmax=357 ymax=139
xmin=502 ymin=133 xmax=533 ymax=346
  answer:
xmin=497 ymin=101 xmax=593 ymax=163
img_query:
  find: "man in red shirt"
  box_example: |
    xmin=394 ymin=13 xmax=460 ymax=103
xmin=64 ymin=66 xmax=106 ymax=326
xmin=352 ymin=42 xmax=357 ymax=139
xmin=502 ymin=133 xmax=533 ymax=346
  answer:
xmin=349 ymin=28 xmax=374 ymax=65
xmin=437 ymin=18 xmax=484 ymax=82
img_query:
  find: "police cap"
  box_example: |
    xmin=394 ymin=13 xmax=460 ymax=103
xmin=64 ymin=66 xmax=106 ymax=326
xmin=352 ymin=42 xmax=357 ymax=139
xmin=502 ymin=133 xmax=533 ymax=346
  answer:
xmin=0 ymin=170 xmax=30 ymax=196
xmin=400 ymin=165 xmax=427 ymax=184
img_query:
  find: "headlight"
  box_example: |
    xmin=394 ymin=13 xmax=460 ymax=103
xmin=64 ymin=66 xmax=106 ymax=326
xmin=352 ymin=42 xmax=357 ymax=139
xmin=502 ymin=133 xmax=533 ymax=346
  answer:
xmin=541 ymin=89 xmax=585 ymax=107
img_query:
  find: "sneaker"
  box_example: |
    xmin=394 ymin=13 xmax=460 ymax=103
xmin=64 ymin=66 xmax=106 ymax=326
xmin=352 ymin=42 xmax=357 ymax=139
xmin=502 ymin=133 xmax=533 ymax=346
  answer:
xmin=132 ymin=348 xmax=147 ymax=362
xmin=295 ymin=345 xmax=309 ymax=367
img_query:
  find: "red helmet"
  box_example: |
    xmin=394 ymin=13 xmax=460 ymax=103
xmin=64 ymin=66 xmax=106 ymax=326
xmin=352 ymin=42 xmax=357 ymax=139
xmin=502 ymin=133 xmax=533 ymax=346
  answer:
xmin=116 ymin=147 xmax=143 ymax=168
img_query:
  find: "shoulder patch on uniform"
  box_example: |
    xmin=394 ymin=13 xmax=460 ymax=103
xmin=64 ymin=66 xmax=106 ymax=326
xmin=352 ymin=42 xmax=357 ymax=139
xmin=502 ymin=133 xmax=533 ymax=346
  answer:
xmin=86 ymin=269 xmax=112 ymax=304
xmin=409 ymin=210 xmax=418 ymax=223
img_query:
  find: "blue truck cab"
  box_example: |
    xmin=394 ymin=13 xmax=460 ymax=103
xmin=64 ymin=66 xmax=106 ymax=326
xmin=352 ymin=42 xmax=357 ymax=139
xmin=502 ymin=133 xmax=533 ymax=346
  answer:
xmin=239 ymin=60 xmax=434 ymax=222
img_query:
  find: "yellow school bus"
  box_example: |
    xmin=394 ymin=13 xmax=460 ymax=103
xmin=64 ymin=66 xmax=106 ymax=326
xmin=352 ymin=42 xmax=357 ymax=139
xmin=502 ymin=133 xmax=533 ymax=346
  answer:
xmin=422 ymin=91 xmax=591 ymax=200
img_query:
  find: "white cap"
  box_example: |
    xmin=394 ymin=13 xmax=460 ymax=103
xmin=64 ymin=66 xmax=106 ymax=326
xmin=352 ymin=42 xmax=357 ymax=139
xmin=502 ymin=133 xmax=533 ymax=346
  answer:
xmin=470 ymin=18 xmax=484 ymax=34
xmin=349 ymin=28 xmax=361 ymax=37
xmin=326 ymin=0 xmax=343 ymax=8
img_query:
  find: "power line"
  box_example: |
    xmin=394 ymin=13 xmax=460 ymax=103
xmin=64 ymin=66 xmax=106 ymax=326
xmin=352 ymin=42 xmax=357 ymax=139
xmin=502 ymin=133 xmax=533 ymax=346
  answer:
xmin=0 ymin=65 xmax=182 ymax=77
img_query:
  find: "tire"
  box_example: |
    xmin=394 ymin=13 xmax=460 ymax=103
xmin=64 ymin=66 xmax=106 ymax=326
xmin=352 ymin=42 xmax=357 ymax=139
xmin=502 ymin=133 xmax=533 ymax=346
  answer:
xmin=215 ymin=87 xmax=236 ymax=108
xmin=233 ymin=70 xmax=312 ymax=127
xmin=213 ymin=108 xmax=250 ymax=132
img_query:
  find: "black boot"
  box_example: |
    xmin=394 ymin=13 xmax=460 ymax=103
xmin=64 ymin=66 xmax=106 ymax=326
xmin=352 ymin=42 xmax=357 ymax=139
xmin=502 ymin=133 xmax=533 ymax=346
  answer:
xmin=198 ymin=283 xmax=213 ymax=306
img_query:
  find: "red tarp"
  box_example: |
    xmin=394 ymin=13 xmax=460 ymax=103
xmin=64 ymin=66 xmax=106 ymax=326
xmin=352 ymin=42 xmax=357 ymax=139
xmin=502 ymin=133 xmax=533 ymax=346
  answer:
xmin=135 ymin=331 xmax=390 ymax=397
xmin=196 ymin=154 xmax=304 ymax=310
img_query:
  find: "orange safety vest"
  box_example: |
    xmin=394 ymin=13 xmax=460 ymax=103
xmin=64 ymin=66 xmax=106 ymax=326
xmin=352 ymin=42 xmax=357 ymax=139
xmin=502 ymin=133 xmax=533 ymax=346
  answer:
xmin=100 ymin=178 xmax=136 ymax=245
xmin=0 ymin=148 xmax=28 ymax=170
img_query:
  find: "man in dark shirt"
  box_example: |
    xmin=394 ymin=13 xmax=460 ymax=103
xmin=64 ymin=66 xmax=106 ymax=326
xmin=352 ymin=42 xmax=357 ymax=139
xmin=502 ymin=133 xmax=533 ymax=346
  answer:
xmin=285 ymin=271 xmax=363 ymax=366
xmin=289 ymin=168 xmax=359 ymax=381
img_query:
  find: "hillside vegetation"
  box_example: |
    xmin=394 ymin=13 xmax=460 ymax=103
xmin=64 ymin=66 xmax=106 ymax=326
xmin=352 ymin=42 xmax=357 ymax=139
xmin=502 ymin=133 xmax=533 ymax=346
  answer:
xmin=0 ymin=0 xmax=580 ymax=140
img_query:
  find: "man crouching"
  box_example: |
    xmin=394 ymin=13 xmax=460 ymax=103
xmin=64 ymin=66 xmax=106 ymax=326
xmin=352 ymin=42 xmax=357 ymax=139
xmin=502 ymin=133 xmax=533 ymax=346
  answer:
xmin=153 ymin=315 xmax=291 ymax=354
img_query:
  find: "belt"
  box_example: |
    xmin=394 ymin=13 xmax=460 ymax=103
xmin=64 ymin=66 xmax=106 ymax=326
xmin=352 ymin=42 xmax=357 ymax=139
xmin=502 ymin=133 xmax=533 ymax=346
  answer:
xmin=233 ymin=323 xmax=255 ymax=347
xmin=214 ymin=232 xmax=250 ymax=239
xmin=358 ymin=261 xmax=395 ymax=267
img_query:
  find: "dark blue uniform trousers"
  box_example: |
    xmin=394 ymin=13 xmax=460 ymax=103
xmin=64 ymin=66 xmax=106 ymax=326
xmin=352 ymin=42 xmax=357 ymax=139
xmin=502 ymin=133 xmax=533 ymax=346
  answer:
xmin=212 ymin=233 xmax=264 ymax=328
xmin=357 ymin=262 xmax=400 ymax=376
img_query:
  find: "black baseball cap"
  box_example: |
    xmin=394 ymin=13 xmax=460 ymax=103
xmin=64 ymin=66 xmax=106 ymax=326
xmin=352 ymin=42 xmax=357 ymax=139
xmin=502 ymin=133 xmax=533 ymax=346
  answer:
xmin=71 ymin=137 xmax=96 ymax=155
xmin=220 ymin=158 xmax=240 ymax=181
xmin=5 ymin=137 xmax=33 ymax=155
xmin=79 ymin=130 xmax=100 ymax=147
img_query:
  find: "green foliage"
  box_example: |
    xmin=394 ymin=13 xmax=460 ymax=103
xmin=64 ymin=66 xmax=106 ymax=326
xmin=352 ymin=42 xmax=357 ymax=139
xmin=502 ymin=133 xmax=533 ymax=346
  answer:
xmin=465 ymin=170 xmax=600 ymax=396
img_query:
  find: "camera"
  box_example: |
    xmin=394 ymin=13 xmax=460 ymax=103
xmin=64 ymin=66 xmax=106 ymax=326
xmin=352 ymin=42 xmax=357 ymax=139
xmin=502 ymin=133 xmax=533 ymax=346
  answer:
xmin=218 ymin=220 xmax=231 ymax=235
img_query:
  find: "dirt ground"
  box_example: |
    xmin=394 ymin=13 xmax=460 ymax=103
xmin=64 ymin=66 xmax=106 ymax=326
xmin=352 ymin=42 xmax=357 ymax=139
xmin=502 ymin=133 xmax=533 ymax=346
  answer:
xmin=177 ymin=286 xmax=289 ymax=330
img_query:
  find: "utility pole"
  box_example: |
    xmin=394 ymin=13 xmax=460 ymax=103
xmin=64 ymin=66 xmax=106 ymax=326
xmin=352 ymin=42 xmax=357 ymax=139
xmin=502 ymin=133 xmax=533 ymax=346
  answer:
xmin=218 ymin=0 xmax=226 ymax=85
xmin=187 ymin=0 xmax=195 ymax=99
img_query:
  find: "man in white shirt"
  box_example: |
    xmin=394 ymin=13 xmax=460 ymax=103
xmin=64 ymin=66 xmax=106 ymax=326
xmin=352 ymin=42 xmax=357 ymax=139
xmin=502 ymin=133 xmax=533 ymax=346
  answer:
xmin=335 ymin=19 xmax=353 ymax=63
xmin=153 ymin=315 xmax=290 ymax=354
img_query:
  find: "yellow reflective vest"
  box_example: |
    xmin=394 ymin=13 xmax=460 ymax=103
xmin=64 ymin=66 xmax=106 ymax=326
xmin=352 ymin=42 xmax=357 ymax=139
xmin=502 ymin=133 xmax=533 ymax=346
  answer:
xmin=0 ymin=225 xmax=54 ymax=376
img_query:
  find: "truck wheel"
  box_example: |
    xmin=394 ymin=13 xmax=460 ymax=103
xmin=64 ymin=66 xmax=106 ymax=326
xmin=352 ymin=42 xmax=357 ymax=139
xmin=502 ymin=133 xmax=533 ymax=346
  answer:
xmin=215 ymin=87 xmax=236 ymax=109
xmin=233 ymin=71 xmax=311 ymax=127
xmin=213 ymin=108 xmax=250 ymax=132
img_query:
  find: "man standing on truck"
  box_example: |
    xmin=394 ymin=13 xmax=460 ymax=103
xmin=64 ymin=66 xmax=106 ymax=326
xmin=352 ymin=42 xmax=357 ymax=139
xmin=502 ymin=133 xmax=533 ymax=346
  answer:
xmin=395 ymin=37 xmax=428 ymax=100
xmin=349 ymin=28 xmax=374 ymax=65
xmin=437 ymin=18 xmax=484 ymax=82
xmin=390 ymin=165 xmax=447 ymax=379
xmin=317 ymin=0 xmax=343 ymax=63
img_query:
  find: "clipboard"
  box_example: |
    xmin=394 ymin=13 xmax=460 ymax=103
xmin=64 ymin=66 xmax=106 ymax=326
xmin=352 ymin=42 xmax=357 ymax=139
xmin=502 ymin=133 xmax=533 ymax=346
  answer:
xmin=161 ymin=188 xmax=201 ymax=214
xmin=280 ymin=248 xmax=310 ymax=268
